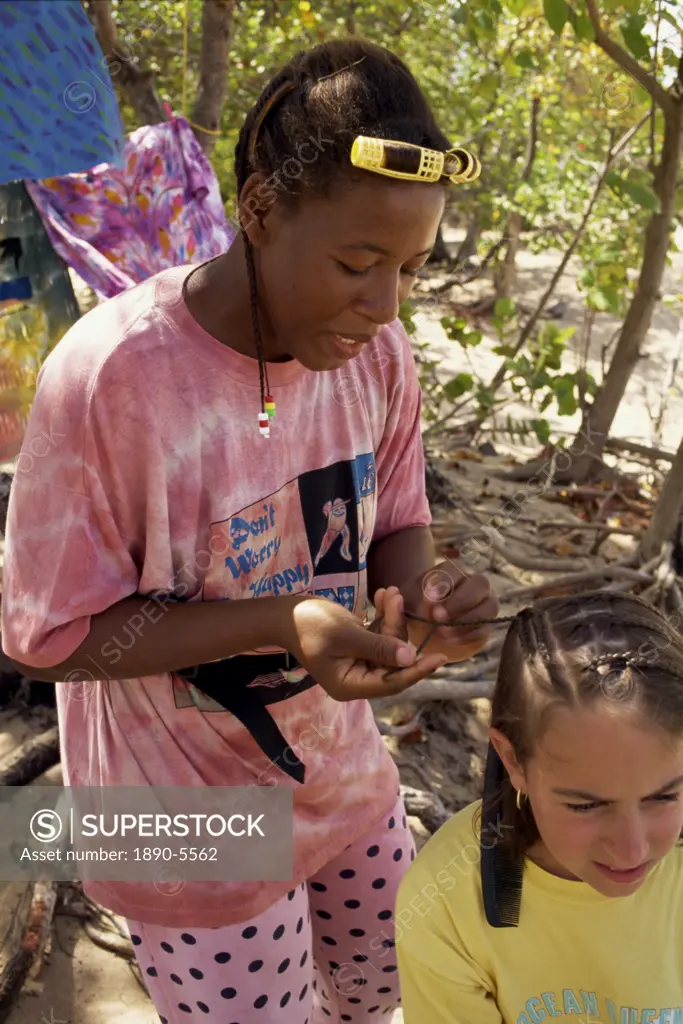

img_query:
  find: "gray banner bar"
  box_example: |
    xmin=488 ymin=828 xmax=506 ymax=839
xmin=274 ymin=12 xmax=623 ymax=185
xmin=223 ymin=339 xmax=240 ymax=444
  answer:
xmin=0 ymin=786 xmax=293 ymax=882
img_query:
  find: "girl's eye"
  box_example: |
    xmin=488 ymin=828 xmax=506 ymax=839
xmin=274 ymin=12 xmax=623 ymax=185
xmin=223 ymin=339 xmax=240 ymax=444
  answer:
xmin=337 ymin=261 xmax=369 ymax=277
xmin=401 ymin=267 xmax=420 ymax=278
xmin=566 ymin=802 xmax=600 ymax=813
xmin=651 ymin=793 xmax=679 ymax=804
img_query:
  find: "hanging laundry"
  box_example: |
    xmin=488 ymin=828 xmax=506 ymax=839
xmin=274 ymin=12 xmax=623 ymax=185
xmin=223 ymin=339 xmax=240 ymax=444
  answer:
xmin=0 ymin=0 xmax=125 ymax=185
xmin=26 ymin=117 xmax=235 ymax=300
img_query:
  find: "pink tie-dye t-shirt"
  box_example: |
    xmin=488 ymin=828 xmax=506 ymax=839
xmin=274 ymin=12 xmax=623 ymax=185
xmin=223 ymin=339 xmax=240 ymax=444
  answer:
xmin=1 ymin=264 xmax=431 ymax=928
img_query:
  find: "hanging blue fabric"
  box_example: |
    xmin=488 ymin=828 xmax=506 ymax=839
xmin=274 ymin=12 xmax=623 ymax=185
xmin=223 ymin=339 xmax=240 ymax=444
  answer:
xmin=0 ymin=0 xmax=125 ymax=185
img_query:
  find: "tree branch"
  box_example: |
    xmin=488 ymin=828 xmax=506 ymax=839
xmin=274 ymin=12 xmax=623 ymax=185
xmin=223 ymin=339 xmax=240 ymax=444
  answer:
xmin=584 ymin=0 xmax=674 ymax=116
xmin=191 ymin=0 xmax=235 ymax=157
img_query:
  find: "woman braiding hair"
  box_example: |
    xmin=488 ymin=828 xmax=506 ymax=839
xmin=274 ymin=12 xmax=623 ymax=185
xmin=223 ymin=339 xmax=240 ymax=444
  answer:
xmin=3 ymin=37 xmax=497 ymax=1024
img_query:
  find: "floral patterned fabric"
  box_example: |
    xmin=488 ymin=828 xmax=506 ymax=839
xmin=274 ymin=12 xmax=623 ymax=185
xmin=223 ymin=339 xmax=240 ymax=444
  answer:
xmin=0 ymin=0 xmax=125 ymax=186
xmin=26 ymin=116 xmax=234 ymax=300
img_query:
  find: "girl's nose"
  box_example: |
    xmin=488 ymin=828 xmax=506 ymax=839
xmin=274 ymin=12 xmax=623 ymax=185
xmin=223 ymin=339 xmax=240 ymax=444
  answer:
xmin=602 ymin=814 xmax=649 ymax=867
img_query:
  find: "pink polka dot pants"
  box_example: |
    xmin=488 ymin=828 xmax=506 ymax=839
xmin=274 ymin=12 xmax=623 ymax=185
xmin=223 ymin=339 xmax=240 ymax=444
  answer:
xmin=127 ymin=793 xmax=415 ymax=1023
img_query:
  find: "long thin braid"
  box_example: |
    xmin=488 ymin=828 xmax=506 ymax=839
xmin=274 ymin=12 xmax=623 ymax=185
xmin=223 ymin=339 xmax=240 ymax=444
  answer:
xmin=235 ymin=75 xmax=296 ymax=435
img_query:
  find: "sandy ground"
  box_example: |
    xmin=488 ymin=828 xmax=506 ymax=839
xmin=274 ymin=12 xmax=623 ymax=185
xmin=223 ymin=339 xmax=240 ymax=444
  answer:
xmin=2 ymin=228 xmax=682 ymax=1023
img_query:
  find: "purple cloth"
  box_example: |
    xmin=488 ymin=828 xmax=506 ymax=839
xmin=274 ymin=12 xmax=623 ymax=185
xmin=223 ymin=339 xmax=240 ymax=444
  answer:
xmin=26 ymin=116 xmax=234 ymax=300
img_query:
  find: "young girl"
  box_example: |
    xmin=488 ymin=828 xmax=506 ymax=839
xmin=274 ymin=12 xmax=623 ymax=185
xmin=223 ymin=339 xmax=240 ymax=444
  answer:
xmin=1 ymin=39 xmax=497 ymax=1024
xmin=396 ymin=591 xmax=683 ymax=1024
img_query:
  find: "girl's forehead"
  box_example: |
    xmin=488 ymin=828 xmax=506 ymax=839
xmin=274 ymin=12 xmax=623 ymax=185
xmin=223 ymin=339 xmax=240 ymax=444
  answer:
xmin=293 ymin=178 xmax=445 ymax=243
xmin=531 ymin=705 xmax=683 ymax=796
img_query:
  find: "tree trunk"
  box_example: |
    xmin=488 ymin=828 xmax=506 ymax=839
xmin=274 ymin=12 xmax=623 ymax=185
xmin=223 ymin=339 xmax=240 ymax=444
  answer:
xmin=495 ymin=96 xmax=540 ymax=301
xmin=429 ymin=223 xmax=451 ymax=263
xmin=191 ymin=0 xmax=235 ymax=159
xmin=87 ymin=0 xmax=165 ymax=126
xmin=640 ymin=433 xmax=683 ymax=561
xmin=494 ymin=210 xmax=521 ymax=300
xmin=454 ymin=215 xmax=480 ymax=265
xmin=567 ymin=109 xmax=683 ymax=483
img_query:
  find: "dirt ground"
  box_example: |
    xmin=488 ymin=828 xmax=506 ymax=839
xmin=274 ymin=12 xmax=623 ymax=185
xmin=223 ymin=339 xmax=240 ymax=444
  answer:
xmin=1 ymin=227 xmax=680 ymax=1022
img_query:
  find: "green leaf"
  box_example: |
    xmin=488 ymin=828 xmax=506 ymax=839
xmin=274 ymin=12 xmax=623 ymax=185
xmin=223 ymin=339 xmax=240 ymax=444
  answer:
xmin=531 ymin=418 xmax=551 ymax=444
xmin=514 ymin=49 xmax=535 ymax=68
xmin=620 ymin=180 xmax=660 ymax=212
xmin=543 ymin=0 xmax=568 ymax=35
xmin=575 ymin=13 xmax=595 ymax=40
xmin=494 ymin=297 xmax=516 ymax=318
xmin=444 ymin=373 xmax=474 ymax=400
xmin=620 ymin=17 xmax=650 ymax=60
xmin=580 ymin=269 xmax=596 ymax=288
xmin=553 ymin=377 xmax=578 ymax=416
xmin=606 ymin=172 xmax=661 ymax=213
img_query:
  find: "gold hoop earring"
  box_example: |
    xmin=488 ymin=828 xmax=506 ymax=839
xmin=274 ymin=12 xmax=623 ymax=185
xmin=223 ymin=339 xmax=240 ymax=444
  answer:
xmin=516 ymin=789 xmax=526 ymax=810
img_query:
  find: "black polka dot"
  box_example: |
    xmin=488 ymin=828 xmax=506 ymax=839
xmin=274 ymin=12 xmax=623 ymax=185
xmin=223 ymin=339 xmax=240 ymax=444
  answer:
xmin=170 ymin=973 xmax=183 ymax=985
xmin=353 ymin=954 xmax=368 ymax=963
xmin=300 ymin=950 xmax=308 ymax=967
xmin=382 ymin=940 xmax=395 ymax=948
xmin=160 ymin=942 xmax=174 ymax=953
xmin=372 ymin=878 xmax=387 ymax=889
xmin=221 ymin=987 xmax=237 ymax=999
xmin=388 ymin=816 xmax=395 ymax=829
xmin=350 ymin=927 xmax=365 ymax=937
xmin=378 ymin=986 xmax=392 ymax=993
xmin=248 ymin=959 xmax=264 ymax=973
xmin=287 ymin=889 xmax=296 ymax=900
xmin=181 ymin=933 xmax=196 ymax=944
xmin=130 ymin=934 xmax=142 ymax=946
xmin=215 ymin=952 xmax=231 ymax=964
xmin=197 ymin=1002 xmax=210 ymax=1014
xmin=310 ymin=881 xmax=327 ymax=891
xmin=189 ymin=967 xmax=204 ymax=980
xmin=339 ymin=868 xmax=355 ymax=879
xmin=410 ymin=850 xmax=415 ymax=860
xmin=254 ymin=994 xmax=268 ymax=1009
xmin=242 ymin=925 xmax=258 ymax=939
xmin=367 ymin=844 xmax=380 ymax=857
xmin=322 ymin=990 xmax=329 ymax=1001
xmin=178 ymin=1004 xmax=192 ymax=1014
xmin=322 ymin=1009 xmax=332 ymax=1017
xmin=357 ymin=979 xmax=369 ymax=986
xmin=299 ymin=984 xmax=309 ymax=1001
xmin=345 ymin=899 xmax=360 ymax=909
xmin=273 ymin=924 xmax=285 ymax=940
xmin=316 ymin=910 xmax=332 ymax=920
xmin=402 ymin=816 xmax=407 ymax=828
xmin=382 ymin=965 xmax=398 ymax=973
xmin=393 ymin=849 xmax=403 ymax=861
xmin=349 ymin=997 xmax=362 ymax=1004
xmin=329 ymin=961 xmax=339 ymax=969
xmin=378 ymin=910 xmax=392 ymax=920
xmin=281 ymin=992 xmax=291 ymax=1007
xmin=146 ymin=966 xmax=157 ymax=978
xmin=321 ymin=936 xmax=337 ymax=945
xmin=296 ymin=917 xmax=303 ymax=933
xmin=278 ymin=958 xmax=290 ymax=974
xmin=342 ymin=1016 xmax=352 ymax=1022
xmin=369 ymin=1006 xmax=380 ymax=1013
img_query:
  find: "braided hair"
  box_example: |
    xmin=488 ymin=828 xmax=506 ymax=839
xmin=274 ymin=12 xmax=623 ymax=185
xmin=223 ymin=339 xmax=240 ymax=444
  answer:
xmin=233 ymin=38 xmax=452 ymax=424
xmin=483 ymin=591 xmax=683 ymax=860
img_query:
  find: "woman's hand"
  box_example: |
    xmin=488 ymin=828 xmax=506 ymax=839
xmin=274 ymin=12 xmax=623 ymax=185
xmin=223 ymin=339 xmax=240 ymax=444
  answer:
xmin=400 ymin=561 xmax=499 ymax=664
xmin=280 ymin=591 xmax=447 ymax=701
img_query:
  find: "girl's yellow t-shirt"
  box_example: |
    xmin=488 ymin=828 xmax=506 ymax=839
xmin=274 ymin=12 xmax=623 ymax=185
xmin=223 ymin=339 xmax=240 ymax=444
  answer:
xmin=396 ymin=800 xmax=683 ymax=1024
